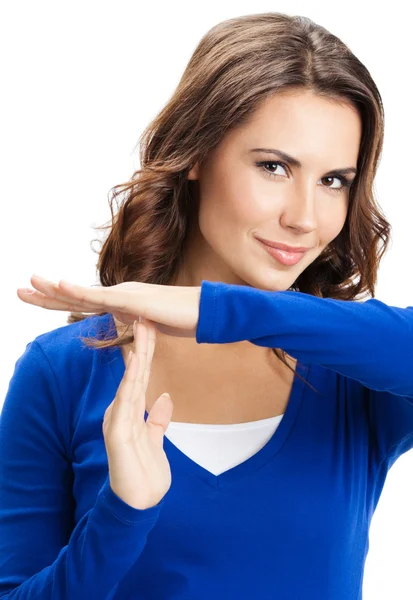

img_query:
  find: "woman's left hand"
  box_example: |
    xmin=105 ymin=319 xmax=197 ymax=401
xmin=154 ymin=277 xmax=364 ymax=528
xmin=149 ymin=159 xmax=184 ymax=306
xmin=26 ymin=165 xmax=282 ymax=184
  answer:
xmin=17 ymin=275 xmax=202 ymax=338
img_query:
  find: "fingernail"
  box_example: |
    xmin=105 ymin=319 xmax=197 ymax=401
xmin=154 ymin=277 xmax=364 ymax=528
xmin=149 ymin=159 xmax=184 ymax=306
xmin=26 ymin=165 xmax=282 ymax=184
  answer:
xmin=20 ymin=288 xmax=35 ymax=294
xmin=138 ymin=315 xmax=143 ymax=323
xmin=127 ymin=350 xmax=133 ymax=365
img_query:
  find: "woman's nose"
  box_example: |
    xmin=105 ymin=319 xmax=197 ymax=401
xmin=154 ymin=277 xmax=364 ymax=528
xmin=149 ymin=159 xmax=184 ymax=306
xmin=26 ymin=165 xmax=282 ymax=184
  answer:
xmin=279 ymin=184 xmax=318 ymax=233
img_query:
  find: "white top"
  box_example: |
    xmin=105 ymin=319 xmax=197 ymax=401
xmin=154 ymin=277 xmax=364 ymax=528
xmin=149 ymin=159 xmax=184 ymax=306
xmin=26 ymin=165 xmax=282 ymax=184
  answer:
xmin=165 ymin=414 xmax=284 ymax=475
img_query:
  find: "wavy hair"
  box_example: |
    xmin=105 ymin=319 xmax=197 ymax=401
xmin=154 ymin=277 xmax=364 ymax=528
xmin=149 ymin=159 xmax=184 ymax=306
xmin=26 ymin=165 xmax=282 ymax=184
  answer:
xmin=67 ymin=12 xmax=391 ymax=392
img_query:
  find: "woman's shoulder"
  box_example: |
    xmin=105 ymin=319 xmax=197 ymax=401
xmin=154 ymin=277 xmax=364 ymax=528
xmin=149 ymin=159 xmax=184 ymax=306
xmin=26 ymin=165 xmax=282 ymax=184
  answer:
xmin=32 ymin=313 xmax=113 ymax=363
xmin=28 ymin=313 xmax=115 ymax=389
xmin=22 ymin=313 xmax=116 ymax=439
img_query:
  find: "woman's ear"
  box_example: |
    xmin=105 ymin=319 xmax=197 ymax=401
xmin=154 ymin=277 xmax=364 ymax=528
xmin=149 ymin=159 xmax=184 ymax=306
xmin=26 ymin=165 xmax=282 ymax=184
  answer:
xmin=187 ymin=162 xmax=200 ymax=180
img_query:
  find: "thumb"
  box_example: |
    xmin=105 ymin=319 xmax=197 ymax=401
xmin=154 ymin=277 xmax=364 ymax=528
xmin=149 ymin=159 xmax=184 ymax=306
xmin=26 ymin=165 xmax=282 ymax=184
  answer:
xmin=146 ymin=393 xmax=173 ymax=444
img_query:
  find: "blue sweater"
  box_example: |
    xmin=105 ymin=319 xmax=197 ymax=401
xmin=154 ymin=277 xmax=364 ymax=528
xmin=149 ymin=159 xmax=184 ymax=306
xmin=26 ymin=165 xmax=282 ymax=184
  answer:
xmin=1 ymin=280 xmax=413 ymax=599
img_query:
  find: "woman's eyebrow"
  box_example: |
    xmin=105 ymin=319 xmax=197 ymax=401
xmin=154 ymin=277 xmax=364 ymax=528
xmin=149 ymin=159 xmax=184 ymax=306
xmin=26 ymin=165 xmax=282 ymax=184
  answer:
xmin=249 ymin=148 xmax=358 ymax=177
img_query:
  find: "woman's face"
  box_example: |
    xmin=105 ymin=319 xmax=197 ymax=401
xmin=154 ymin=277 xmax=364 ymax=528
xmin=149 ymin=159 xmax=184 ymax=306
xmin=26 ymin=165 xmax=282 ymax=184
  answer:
xmin=182 ymin=88 xmax=362 ymax=291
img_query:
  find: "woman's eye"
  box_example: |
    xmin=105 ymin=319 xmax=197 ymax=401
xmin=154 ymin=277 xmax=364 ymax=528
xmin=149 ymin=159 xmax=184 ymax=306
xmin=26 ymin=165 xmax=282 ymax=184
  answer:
xmin=321 ymin=176 xmax=342 ymax=190
xmin=256 ymin=160 xmax=350 ymax=194
xmin=257 ymin=161 xmax=288 ymax=178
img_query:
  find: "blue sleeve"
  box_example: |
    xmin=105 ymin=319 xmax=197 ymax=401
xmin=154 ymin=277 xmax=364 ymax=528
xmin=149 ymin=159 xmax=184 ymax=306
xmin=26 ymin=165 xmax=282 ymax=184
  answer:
xmin=196 ymin=280 xmax=413 ymax=461
xmin=0 ymin=341 xmax=164 ymax=599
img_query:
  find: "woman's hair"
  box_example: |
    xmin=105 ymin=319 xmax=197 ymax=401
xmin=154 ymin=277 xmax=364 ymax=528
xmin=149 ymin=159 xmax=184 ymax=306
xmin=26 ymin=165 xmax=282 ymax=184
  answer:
xmin=68 ymin=12 xmax=390 ymax=392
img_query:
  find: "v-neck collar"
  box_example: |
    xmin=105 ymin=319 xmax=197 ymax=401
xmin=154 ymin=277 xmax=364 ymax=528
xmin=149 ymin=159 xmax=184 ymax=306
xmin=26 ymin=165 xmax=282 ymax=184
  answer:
xmin=103 ymin=313 xmax=310 ymax=489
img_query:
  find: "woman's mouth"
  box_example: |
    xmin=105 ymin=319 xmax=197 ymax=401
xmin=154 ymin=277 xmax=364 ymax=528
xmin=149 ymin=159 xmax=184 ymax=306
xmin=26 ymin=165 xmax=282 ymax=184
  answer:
xmin=257 ymin=239 xmax=308 ymax=266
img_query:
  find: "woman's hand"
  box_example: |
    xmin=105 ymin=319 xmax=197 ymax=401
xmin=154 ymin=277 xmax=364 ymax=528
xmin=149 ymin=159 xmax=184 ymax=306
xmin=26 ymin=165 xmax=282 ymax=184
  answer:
xmin=17 ymin=275 xmax=201 ymax=338
xmin=104 ymin=316 xmax=174 ymax=510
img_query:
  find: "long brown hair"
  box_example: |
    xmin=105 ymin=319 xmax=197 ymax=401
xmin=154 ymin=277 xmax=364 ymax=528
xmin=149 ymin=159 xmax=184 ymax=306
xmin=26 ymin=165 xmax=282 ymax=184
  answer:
xmin=67 ymin=12 xmax=390 ymax=392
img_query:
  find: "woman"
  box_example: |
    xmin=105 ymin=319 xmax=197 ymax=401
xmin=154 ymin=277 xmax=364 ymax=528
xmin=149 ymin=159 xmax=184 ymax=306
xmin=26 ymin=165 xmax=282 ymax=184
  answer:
xmin=2 ymin=11 xmax=412 ymax=600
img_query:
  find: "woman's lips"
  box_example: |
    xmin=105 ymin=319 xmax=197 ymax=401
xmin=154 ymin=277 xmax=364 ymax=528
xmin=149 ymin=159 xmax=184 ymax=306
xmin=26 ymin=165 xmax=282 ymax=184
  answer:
xmin=258 ymin=240 xmax=308 ymax=266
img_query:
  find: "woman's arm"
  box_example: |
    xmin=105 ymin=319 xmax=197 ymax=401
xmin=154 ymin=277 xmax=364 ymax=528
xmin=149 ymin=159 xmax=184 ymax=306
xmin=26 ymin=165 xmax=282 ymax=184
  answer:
xmin=0 ymin=341 xmax=163 ymax=599
xmin=195 ymin=280 xmax=413 ymax=398
xmin=195 ymin=280 xmax=413 ymax=464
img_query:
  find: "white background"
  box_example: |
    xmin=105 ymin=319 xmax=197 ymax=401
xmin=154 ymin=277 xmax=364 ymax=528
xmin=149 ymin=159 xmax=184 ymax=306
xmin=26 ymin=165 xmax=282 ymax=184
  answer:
xmin=1 ymin=1 xmax=412 ymax=597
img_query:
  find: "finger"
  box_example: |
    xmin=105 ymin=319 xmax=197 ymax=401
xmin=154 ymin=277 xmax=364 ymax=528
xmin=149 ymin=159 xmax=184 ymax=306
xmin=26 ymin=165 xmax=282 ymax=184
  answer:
xmin=57 ymin=279 xmax=137 ymax=315
xmin=146 ymin=393 xmax=173 ymax=445
xmin=111 ymin=347 xmax=139 ymax=426
xmin=31 ymin=275 xmax=99 ymax=310
xmin=142 ymin=318 xmax=156 ymax=394
xmin=135 ymin=317 xmax=156 ymax=423
xmin=103 ymin=402 xmax=113 ymax=421
xmin=17 ymin=288 xmax=94 ymax=313
xmin=132 ymin=319 xmax=149 ymax=424
xmin=102 ymin=402 xmax=113 ymax=430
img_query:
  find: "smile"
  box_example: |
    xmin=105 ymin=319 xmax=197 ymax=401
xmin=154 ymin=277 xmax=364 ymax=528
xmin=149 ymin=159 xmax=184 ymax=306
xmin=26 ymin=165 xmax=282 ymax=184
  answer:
xmin=258 ymin=240 xmax=308 ymax=266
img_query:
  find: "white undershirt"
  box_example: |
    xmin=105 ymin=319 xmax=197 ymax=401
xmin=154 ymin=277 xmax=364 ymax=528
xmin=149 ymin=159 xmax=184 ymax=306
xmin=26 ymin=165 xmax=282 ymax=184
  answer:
xmin=164 ymin=414 xmax=284 ymax=476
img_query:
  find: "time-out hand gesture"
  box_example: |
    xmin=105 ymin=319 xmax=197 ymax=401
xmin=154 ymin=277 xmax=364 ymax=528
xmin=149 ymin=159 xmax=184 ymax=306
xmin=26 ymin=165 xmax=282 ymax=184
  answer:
xmin=17 ymin=275 xmax=201 ymax=338
xmin=104 ymin=316 xmax=173 ymax=510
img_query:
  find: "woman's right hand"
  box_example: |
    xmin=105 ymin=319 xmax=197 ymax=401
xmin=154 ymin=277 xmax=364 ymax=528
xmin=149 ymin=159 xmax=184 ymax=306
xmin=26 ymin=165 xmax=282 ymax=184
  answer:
xmin=103 ymin=317 xmax=174 ymax=510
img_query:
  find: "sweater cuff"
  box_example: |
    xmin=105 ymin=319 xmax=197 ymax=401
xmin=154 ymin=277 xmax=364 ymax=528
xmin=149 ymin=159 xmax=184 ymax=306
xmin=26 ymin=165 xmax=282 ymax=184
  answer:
xmin=96 ymin=475 xmax=164 ymax=525
xmin=196 ymin=280 xmax=222 ymax=344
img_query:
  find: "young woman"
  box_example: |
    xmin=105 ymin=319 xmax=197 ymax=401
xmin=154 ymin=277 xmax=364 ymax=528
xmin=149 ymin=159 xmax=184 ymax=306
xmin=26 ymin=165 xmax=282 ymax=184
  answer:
xmin=2 ymin=11 xmax=412 ymax=600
